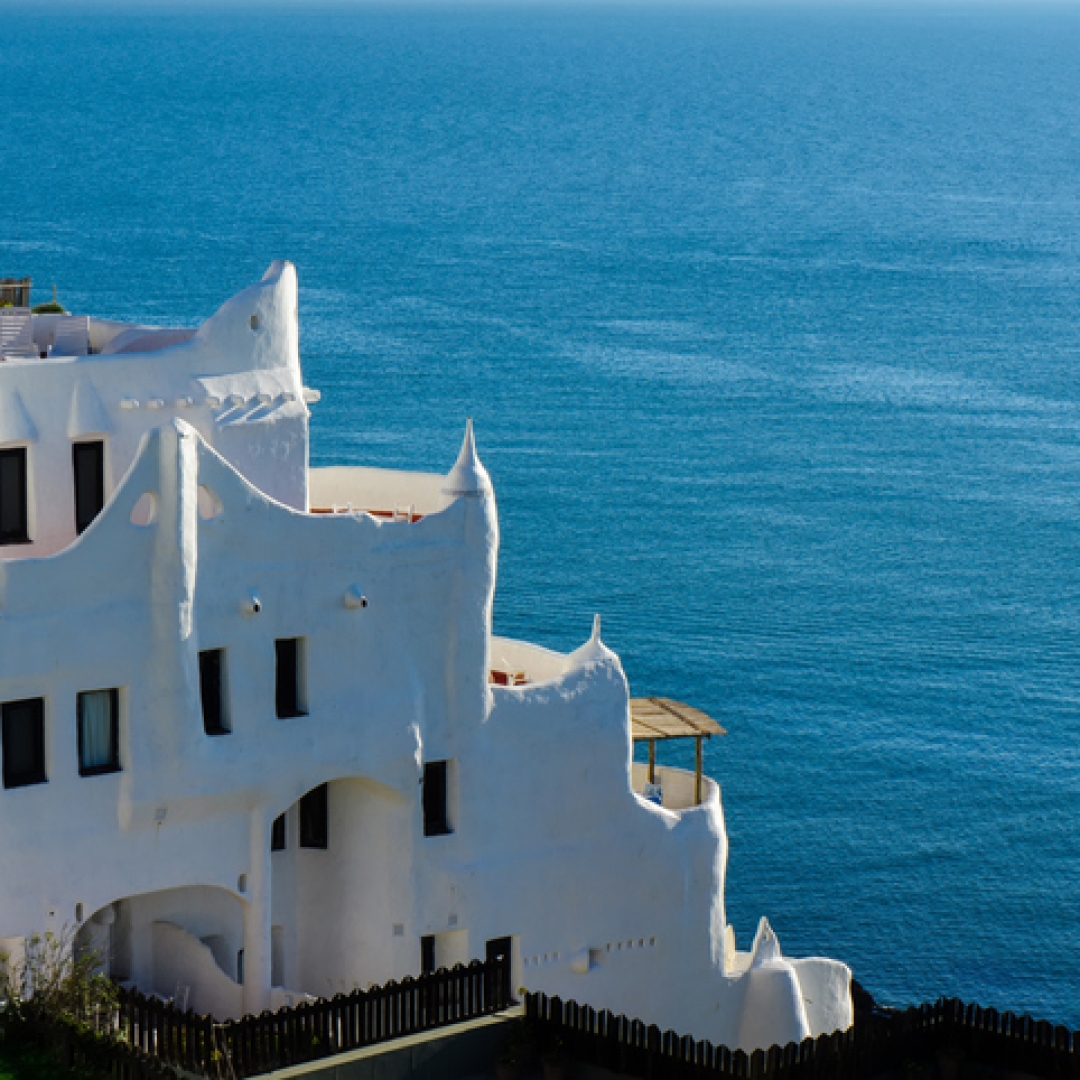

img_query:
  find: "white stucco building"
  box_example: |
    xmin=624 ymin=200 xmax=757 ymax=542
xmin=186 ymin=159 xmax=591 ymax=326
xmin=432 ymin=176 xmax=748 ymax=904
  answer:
xmin=0 ymin=262 xmax=852 ymax=1052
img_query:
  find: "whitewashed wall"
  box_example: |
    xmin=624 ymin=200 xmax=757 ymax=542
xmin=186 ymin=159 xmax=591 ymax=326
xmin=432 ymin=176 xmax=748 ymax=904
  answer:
xmin=0 ymin=266 xmax=852 ymax=1051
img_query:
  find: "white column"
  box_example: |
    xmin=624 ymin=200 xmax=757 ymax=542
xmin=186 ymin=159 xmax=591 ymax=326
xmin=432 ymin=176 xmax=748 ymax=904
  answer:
xmin=241 ymin=810 xmax=272 ymax=1016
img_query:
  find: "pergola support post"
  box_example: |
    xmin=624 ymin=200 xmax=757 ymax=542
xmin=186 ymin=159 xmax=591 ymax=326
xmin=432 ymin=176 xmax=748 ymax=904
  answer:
xmin=695 ymin=736 xmax=703 ymax=805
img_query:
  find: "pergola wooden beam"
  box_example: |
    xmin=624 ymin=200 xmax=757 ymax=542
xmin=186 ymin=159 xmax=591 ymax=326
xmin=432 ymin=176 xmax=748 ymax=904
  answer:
xmin=629 ymin=697 xmax=725 ymax=805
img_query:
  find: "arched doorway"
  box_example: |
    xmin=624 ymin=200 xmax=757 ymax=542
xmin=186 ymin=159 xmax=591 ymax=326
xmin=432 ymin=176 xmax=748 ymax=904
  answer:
xmin=76 ymin=885 xmax=246 ymax=1018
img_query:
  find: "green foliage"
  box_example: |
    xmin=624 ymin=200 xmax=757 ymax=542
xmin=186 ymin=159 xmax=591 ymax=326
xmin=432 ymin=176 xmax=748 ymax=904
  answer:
xmin=0 ymin=929 xmax=118 ymax=1078
xmin=30 ymin=302 xmax=66 ymax=315
xmin=0 ymin=928 xmax=117 ymax=1028
xmin=0 ymin=1038 xmax=57 ymax=1080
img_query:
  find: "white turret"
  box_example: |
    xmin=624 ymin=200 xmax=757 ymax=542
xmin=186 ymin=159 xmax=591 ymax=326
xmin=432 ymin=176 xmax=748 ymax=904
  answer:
xmin=441 ymin=418 xmax=492 ymax=501
xmin=569 ymin=614 xmax=617 ymax=667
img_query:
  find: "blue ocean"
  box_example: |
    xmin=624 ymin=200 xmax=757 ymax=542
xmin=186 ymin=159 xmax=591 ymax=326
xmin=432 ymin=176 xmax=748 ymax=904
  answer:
xmin=3 ymin=2 xmax=1079 ymax=1026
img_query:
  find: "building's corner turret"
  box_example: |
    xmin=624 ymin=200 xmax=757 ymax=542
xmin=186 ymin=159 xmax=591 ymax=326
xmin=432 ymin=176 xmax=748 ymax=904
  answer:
xmin=440 ymin=420 xmax=499 ymax=728
xmin=569 ymin=614 xmax=618 ymax=668
xmin=194 ymin=259 xmax=301 ymax=379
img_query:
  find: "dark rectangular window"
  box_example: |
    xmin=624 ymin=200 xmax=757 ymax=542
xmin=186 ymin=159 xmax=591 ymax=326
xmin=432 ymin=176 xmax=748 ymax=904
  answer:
xmin=77 ymin=688 xmax=120 ymax=776
xmin=422 ymin=761 xmax=451 ymax=837
xmin=420 ymin=935 xmax=436 ymax=976
xmin=299 ymin=784 xmax=328 ymax=849
xmin=275 ymin=638 xmax=306 ymax=718
xmin=2 ymin=698 xmax=46 ymax=789
xmin=73 ymin=441 xmax=105 ymax=535
xmin=271 ymin=813 xmax=286 ymax=852
xmin=0 ymin=447 xmax=29 ymax=545
xmin=199 ymin=649 xmax=229 ymax=735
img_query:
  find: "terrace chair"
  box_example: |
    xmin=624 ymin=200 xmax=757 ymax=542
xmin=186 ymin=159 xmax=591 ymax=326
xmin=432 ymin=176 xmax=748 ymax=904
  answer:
xmin=51 ymin=314 xmax=91 ymax=357
xmin=0 ymin=309 xmax=36 ymax=359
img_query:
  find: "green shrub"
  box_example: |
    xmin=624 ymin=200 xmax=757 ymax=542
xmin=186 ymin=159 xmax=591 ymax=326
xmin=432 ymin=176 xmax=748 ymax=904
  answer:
xmin=0 ymin=928 xmax=117 ymax=1027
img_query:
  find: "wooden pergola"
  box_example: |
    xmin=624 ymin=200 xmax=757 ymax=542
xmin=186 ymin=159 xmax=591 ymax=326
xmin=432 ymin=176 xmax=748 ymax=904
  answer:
xmin=630 ymin=697 xmax=725 ymax=805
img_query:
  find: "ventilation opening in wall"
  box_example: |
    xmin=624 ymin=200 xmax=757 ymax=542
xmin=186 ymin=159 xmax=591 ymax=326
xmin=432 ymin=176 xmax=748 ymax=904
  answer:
xmin=129 ymin=491 xmax=158 ymax=527
xmin=249 ymin=314 xmax=260 ymax=331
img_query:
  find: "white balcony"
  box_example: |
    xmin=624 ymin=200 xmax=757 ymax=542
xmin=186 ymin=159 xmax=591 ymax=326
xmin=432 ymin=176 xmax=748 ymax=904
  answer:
xmin=631 ymin=761 xmax=719 ymax=811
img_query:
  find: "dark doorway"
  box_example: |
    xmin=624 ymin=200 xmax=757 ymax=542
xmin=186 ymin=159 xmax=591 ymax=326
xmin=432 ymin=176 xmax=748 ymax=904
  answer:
xmin=420 ymin=935 xmax=436 ymax=976
xmin=485 ymin=936 xmax=513 ymax=1007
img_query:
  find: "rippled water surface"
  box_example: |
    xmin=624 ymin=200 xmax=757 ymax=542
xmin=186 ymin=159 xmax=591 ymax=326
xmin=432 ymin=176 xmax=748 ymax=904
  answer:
xmin=3 ymin=2 xmax=1080 ymax=1025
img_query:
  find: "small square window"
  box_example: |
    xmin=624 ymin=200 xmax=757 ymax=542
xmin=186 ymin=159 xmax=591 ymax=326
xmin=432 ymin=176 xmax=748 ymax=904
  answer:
xmin=422 ymin=761 xmax=452 ymax=837
xmin=275 ymin=638 xmax=307 ymax=719
xmin=77 ymin=688 xmax=120 ymax=776
xmin=199 ymin=649 xmax=229 ymax=735
xmin=2 ymin=698 xmax=46 ymax=789
xmin=299 ymin=784 xmax=327 ymax=849
xmin=271 ymin=813 xmax=286 ymax=852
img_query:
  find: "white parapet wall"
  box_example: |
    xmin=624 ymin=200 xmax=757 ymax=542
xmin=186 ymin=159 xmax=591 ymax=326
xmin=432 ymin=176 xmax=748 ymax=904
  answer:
xmin=308 ymin=466 xmax=449 ymax=517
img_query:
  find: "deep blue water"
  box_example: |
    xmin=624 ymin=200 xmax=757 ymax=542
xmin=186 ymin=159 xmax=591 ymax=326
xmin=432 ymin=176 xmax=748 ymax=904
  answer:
xmin=3 ymin=2 xmax=1080 ymax=1026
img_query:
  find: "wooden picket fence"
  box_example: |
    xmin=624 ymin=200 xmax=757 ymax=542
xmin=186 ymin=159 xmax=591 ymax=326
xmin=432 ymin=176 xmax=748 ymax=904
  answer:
xmin=524 ymin=993 xmax=1080 ymax=1080
xmin=115 ymin=955 xmax=511 ymax=1078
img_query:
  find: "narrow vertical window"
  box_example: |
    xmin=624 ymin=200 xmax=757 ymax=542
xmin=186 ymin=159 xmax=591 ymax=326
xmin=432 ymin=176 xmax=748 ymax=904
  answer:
xmin=422 ymin=761 xmax=451 ymax=837
xmin=1 ymin=697 xmax=46 ymax=789
xmin=275 ymin=638 xmax=307 ymax=719
xmin=0 ymin=447 xmax=29 ymax=545
xmin=271 ymin=813 xmax=286 ymax=851
xmin=77 ymin=688 xmax=120 ymax=776
xmin=299 ymin=784 xmax=328 ymax=849
xmin=420 ymin=935 xmax=436 ymax=976
xmin=199 ymin=649 xmax=229 ymax=735
xmin=73 ymin=441 xmax=105 ymax=535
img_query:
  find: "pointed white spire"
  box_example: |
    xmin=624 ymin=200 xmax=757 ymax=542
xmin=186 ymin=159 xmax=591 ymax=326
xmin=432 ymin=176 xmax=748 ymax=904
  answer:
xmin=749 ymin=917 xmax=783 ymax=968
xmin=442 ymin=419 xmax=492 ymax=500
xmin=569 ymin=613 xmax=616 ymax=667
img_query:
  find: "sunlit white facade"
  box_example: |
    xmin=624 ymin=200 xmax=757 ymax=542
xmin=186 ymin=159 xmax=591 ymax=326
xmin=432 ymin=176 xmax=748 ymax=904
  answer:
xmin=0 ymin=262 xmax=852 ymax=1051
